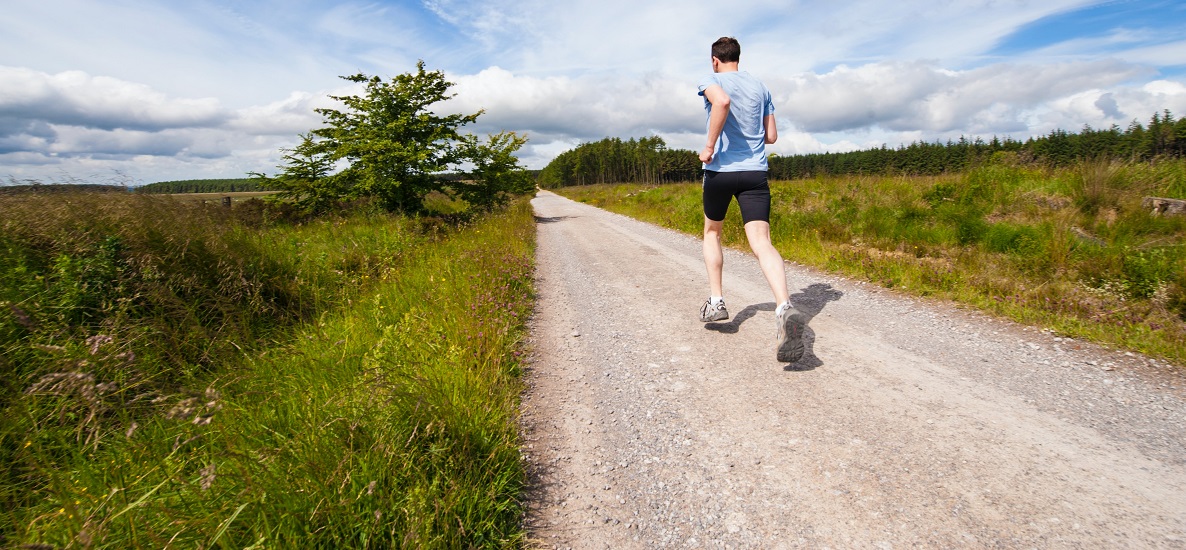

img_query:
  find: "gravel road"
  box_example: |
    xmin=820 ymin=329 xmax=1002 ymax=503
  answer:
xmin=519 ymin=190 xmax=1186 ymax=549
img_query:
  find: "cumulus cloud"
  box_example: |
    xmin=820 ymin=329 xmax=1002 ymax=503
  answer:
xmin=0 ymin=66 xmax=227 ymax=132
xmin=773 ymin=59 xmax=1150 ymax=134
xmin=229 ymin=90 xmax=344 ymax=136
xmin=446 ymin=67 xmax=701 ymax=140
xmin=45 ymin=127 xmax=194 ymax=157
xmin=0 ymin=66 xmax=318 ymax=182
xmin=0 ymin=65 xmax=251 ymax=179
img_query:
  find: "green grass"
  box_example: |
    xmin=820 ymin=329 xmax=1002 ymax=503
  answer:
xmin=2 ymin=191 xmax=535 ymax=547
xmin=556 ymin=159 xmax=1186 ymax=366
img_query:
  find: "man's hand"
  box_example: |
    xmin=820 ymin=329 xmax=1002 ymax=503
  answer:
xmin=699 ymin=145 xmax=715 ymax=164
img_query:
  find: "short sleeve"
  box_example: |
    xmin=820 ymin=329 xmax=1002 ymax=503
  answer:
xmin=697 ymin=74 xmax=720 ymax=96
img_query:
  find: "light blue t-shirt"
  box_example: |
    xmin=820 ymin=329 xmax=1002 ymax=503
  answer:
xmin=698 ymin=71 xmax=775 ymax=172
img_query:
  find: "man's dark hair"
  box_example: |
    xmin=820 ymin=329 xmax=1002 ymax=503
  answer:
xmin=711 ymin=37 xmax=740 ymax=63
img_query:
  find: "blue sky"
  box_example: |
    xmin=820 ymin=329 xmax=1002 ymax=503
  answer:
xmin=1 ymin=0 xmax=1184 ymax=184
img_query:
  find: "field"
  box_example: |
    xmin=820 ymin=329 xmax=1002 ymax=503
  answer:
xmin=1 ymin=191 xmax=535 ymax=547
xmin=166 ymin=191 xmax=279 ymax=202
xmin=555 ymin=159 xmax=1186 ymax=365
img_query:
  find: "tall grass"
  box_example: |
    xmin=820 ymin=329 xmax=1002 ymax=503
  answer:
xmin=558 ymin=159 xmax=1186 ymax=365
xmin=2 ymin=191 xmax=535 ymax=547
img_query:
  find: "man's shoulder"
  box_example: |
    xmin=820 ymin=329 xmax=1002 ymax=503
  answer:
xmin=703 ymin=71 xmax=766 ymax=88
xmin=697 ymin=73 xmax=721 ymax=92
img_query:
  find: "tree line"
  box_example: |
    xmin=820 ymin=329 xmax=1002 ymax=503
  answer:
xmin=0 ymin=183 xmax=128 ymax=195
xmin=136 ymin=178 xmax=271 ymax=194
xmin=536 ymin=136 xmax=702 ymax=188
xmin=541 ymin=110 xmax=1186 ymax=186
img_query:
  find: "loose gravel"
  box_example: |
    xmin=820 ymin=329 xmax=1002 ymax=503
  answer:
xmin=520 ymin=191 xmax=1186 ymax=549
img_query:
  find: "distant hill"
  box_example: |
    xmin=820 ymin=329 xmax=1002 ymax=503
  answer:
xmin=137 ymin=178 xmax=277 ymax=194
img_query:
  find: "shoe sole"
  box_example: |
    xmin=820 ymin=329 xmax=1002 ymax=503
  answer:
xmin=776 ymin=308 xmax=807 ymax=362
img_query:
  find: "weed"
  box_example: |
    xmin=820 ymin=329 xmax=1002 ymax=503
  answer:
xmin=1120 ymin=247 xmax=1178 ymax=299
xmin=1073 ymin=157 xmax=1125 ymax=214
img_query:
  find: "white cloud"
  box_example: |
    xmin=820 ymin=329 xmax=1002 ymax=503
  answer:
xmin=1119 ymin=39 xmax=1186 ymax=67
xmin=229 ymin=91 xmax=343 ymax=136
xmin=0 ymin=67 xmax=317 ymax=183
xmin=45 ymin=126 xmax=194 ymax=157
xmin=773 ymin=59 xmax=1150 ymax=135
xmin=0 ymin=67 xmax=227 ymax=132
xmin=445 ymin=67 xmax=702 ymax=145
xmin=1142 ymin=79 xmax=1186 ymax=97
xmin=768 ymin=129 xmax=842 ymax=157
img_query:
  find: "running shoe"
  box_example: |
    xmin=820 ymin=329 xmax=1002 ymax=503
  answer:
xmin=775 ymin=304 xmax=807 ymax=362
xmin=699 ymin=298 xmax=729 ymax=322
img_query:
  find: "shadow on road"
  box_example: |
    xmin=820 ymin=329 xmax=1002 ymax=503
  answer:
xmin=784 ymin=282 xmax=844 ymax=372
xmin=702 ymin=282 xmax=843 ymax=371
xmin=704 ymin=302 xmax=773 ymax=335
xmin=533 ymin=215 xmax=573 ymax=224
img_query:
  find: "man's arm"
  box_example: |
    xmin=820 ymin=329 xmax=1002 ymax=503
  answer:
xmin=764 ymin=114 xmax=778 ymax=145
xmin=700 ymin=84 xmax=730 ymax=164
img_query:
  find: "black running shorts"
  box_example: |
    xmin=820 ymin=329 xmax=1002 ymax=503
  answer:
xmin=702 ymin=170 xmax=771 ymax=223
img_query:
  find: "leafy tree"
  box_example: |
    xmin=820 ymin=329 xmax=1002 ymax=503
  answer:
xmin=453 ymin=131 xmax=535 ymax=210
xmin=251 ymin=133 xmax=344 ymax=213
xmin=313 ymin=62 xmax=479 ymax=212
xmin=252 ymin=62 xmax=530 ymax=214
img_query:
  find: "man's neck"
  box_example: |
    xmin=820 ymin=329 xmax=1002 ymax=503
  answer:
xmin=714 ymin=62 xmax=740 ymax=73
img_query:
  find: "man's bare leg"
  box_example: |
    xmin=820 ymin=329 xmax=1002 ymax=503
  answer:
xmin=743 ymin=220 xmax=790 ymax=305
xmin=699 ymin=216 xmax=731 ymax=321
xmin=703 ymin=216 xmax=725 ymax=298
xmin=745 ymin=220 xmax=806 ymax=361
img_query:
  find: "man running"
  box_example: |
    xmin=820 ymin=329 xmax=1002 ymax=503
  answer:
xmin=696 ymin=36 xmax=806 ymax=363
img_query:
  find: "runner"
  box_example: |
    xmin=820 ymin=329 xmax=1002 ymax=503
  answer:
xmin=696 ymin=36 xmax=806 ymax=362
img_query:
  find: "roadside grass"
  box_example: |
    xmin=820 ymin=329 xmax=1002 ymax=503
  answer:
xmin=2 ymin=191 xmax=534 ymax=547
xmin=555 ymin=159 xmax=1186 ymax=366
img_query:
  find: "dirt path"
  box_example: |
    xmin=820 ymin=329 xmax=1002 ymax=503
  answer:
xmin=520 ymin=190 xmax=1186 ymax=549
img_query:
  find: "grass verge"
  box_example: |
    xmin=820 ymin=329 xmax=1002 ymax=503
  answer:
xmin=555 ymin=160 xmax=1186 ymax=366
xmin=3 ymin=192 xmax=535 ymax=547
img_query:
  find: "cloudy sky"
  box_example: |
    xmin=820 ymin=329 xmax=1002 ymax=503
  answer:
xmin=2 ymin=0 xmax=1185 ymax=185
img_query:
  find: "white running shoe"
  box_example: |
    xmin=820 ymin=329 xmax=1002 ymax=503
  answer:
xmin=776 ymin=304 xmax=807 ymax=362
xmin=699 ymin=298 xmax=729 ymax=322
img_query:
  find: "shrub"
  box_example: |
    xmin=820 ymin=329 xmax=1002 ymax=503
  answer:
xmin=1121 ymin=247 xmax=1177 ymax=299
xmin=983 ymin=223 xmax=1044 ymax=257
xmin=922 ymin=182 xmax=957 ymax=207
xmin=950 ymin=210 xmax=988 ymax=246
